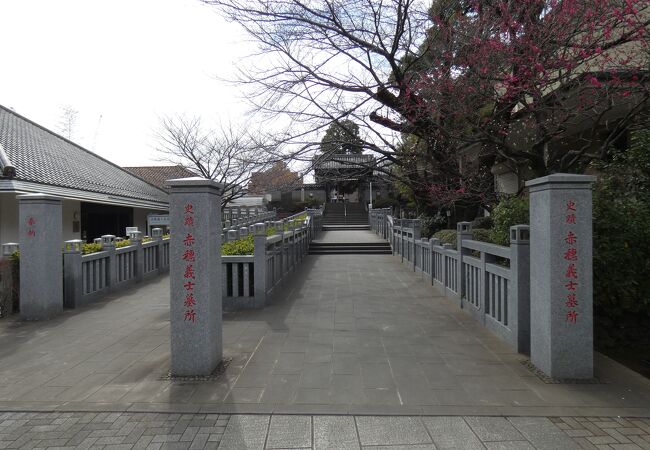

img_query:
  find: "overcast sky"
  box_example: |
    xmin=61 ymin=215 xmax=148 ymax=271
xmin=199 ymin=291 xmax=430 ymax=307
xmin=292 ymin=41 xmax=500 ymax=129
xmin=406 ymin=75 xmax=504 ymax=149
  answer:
xmin=0 ymin=0 xmax=253 ymax=166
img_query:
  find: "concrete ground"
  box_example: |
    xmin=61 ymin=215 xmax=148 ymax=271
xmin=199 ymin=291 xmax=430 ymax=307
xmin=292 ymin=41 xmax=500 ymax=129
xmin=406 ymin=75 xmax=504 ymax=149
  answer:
xmin=0 ymin=239 xmax=649 ymax=416
xmin=1 ymin=411 xmax=649 ymax=449
xmin=0 ymin=230 xmax=650 ymax=448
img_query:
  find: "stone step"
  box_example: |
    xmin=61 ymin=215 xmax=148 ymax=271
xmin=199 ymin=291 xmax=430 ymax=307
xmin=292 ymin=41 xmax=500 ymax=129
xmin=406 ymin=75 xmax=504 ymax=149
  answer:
xmin=308 ymin=249 xmax=393 ymax=255
xmin=322 ymin=225 xmax=371 ymax=231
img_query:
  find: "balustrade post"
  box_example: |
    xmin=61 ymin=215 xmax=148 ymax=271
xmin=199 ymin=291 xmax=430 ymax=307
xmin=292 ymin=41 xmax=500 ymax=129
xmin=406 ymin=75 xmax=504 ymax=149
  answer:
xmin=442 ymin=243 xmax=454 ymax=297
xmin=457 ymin=222 xmax=472 ymax=308
xmin=430 ymin=238 xmax=439 ymax=286
xmin=252 ymin=223 xmax=269 ymax=301
xmin=63 ymin=240 xmax=83 ymax=308
xmin=101 ymin=235 xmax=117 ymax=290
xmin=510 ymin=225 xmax=531 ymax=354
xmin=129 ymin=230 xmax=144 ymax=283
xmin=152 ymin=228 xmax=163 ymax=273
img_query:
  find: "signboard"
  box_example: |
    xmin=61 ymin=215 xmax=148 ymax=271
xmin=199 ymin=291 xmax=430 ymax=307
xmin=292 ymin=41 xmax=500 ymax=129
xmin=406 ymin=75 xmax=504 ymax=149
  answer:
xmin=148 ymin=214 xmax=170 ymax=226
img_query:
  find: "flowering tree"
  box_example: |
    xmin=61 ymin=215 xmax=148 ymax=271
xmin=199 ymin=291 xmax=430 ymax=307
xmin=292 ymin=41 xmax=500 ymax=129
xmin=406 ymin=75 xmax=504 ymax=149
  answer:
xmin=204 ymin=0 xmax=649 ymax=209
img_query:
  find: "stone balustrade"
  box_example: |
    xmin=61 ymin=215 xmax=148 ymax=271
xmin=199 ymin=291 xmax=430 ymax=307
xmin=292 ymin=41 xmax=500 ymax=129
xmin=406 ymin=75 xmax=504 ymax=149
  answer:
xmin=371 ymin=214 xmax=531 ymax=354
xmin=222 ymin=211 xmax=321 ymax=310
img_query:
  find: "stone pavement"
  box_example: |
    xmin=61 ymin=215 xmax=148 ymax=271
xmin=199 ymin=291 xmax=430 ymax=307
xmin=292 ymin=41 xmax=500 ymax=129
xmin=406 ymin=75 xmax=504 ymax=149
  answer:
xmin=0 ymin=235 xmax=649 ymax=416
xmin=1 ymin=411 xmax=649 ymax=449
xmin=311 ymin=230 xmax=387 ymax=243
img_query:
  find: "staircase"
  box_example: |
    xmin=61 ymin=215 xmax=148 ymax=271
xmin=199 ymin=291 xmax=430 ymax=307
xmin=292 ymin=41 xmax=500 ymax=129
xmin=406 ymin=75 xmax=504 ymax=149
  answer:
xmin=308 ymin=241 xmax=392 ymax=255
xmin=322 ymin=203 xmax=369 ymax=230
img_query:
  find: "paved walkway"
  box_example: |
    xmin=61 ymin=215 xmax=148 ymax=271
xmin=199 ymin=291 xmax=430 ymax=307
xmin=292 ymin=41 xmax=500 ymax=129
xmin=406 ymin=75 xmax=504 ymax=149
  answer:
xmin=0 ymin=230 xmax=649 ymax=450
xmin=0 ymin=232 xmax=648 ymax=417
xmin=1 ymin=411 xmax=649 ymax=449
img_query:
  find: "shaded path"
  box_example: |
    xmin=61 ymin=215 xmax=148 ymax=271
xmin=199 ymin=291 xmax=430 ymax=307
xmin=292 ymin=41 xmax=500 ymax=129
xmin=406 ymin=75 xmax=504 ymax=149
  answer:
xmin=0 ymin=231 xmax=648 ymax=417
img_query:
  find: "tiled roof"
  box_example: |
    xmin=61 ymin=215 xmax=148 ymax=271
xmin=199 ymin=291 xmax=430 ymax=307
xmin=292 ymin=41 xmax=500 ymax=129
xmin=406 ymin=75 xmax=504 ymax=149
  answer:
xmin=0 ymin=105 xmax=168 ymax=204
xmin=123 ymin=165 xmax=198 ymax=192
xmin=314 ymin=153 xmax=375 ymax=170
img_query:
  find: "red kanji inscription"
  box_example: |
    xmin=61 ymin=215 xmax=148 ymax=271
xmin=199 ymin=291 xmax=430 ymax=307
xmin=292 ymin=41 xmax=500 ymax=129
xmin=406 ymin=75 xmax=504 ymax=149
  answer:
xmin=184 ymin=204 xmax=194 ymax=215
xmin=566 ymin=200 xmax=576 ymax=211
xmin=563 ymin=248 xmax=577 ymax=261
xmin=184 ymin=309 xmax=196 ymax=323
xmin=566 ymin=293 xmax=578 ymax=308
xmin=184 ymin=264 xmax=195 ymax=280
xmin=566 ymin=310 xmax=578 ymax=323
xmin=565 ymin=280 xmax=578 ymax=291
xmin=183 ymin=280 xmax=195 ymax=291
xmin=184 ymin=293 xmax=196 ymax=308
xmin=566 ymin=214 xmax=576 ymax=224
xmin=564 ymin=231 xmax=577 ymax=245
xmin=183 ymin=233 xmax=195 ymax=247
xmin=182 ymin=249 xmax=195 ymax=262
xmin=565 ymin=264 xmax=578 ymax=279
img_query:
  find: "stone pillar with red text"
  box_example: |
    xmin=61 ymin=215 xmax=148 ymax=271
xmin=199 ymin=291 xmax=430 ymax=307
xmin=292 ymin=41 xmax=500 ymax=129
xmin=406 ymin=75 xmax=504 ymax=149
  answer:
xmin=18 ymin=193 xmax=63 ymax=320
xmin=526 ymin=174 xmax=595 ymax=380
xmin=167 ymin=177 xmax=223 ymax=376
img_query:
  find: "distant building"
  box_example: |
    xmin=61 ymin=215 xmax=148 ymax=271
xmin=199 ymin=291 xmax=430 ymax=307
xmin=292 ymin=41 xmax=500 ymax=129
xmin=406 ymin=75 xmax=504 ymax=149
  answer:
xmin=248 ymin=162 xmax=303 ymax=195
xmin=0 ymin=105 xmax=168 ymax=243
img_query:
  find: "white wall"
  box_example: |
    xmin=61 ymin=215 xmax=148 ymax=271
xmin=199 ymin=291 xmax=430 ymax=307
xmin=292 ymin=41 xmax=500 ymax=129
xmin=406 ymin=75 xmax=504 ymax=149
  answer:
xmin=0 ymin=194 xmax=81 ymax=245
xmin=62 ymin=199 xmax=81 ymax=241
xmin=134 ymin=207 xmax=168 ymax=236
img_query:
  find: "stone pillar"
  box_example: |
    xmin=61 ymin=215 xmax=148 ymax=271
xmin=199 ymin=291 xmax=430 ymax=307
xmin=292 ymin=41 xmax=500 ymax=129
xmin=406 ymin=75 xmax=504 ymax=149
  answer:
xmin=167 ymin=177 xmax=223 ymax=376
xmin=18 ymin=194 xmax=63 ymax=319
xmin=526 ymin=174 xmax=595 ymax=379
xmin=101 ymin=235 xmax=117 ymax=288
xmin=63 ymin=239 xmax=83 ymax=308
xmin=509 ymin=225 xmax=531 ymax=354
xmin=253 ymin=223 xmax=267 ymax=306
xmin=457 ymin=222 xmax=472 ymax=307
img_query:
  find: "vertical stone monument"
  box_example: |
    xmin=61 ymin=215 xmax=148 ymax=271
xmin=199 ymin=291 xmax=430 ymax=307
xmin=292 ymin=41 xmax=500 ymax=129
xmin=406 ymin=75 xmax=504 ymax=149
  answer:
xmin=167 ymin=177 xmax=223 ymax=376
xmin=526 ymin=174 xmax=595 ymax=379
xmin=18 ymin=193 xmax=63 ymax=319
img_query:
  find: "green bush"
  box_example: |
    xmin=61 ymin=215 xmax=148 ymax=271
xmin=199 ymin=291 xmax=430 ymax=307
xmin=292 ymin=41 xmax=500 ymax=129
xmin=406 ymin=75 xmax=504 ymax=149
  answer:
xmin=432 ymin=228 xmax=491 ymax=246
xmin=488 ymin=196 xmax=529 ymax=246
xmin=115 ymin=239 xmax=132 ymax=248
xmin=222 ymin=234 xmax=255 ymax=256
xmin=471 ymin=216 xmax=494 ymax=230
xmin=471 ymin=228 xmax=491 ymax=243
xmin=418 ymin=214 xmax=447 ymax=238
xmin=592 ymin=128 xmax=650 ymax=348
xmin=433 ymin=229 xmax=457 ymax=246
xmin=82 ymin=243 xmax=102 ymax=255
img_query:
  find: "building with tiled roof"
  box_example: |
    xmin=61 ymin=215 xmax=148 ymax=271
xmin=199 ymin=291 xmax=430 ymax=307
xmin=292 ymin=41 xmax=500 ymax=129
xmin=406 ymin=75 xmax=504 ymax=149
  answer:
xmin=0 ymin=105 xmax=169 ymax=243
xmin=123 ymin=165 xmax=198 ymax=192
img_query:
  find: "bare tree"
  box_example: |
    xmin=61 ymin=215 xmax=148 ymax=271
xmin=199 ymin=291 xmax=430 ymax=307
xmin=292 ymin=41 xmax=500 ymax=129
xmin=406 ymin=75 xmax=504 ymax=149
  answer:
xmin=202 ymin=0 xmax=650 ymax=210
xmin=156 ymin=116 xmax=277 ymax=207
xmin=58 ymin=105 xmax=78 ymax=140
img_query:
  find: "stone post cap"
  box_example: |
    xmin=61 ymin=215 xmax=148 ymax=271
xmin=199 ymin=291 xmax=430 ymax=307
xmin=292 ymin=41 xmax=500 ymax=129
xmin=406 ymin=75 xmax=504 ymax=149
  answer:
xmin=93 ymin=237 xmax=102 ymax=244
xmin=421 ymin=237 xmax=429 ymax=242
xmin=115 ymin=237 xmax=124 ymax=243
xmin=128 ymin=230 xmax=143 ymax=241
xmin=1 ymin=243 xmax=19 ymax=256
xmin=151 ymin=228 xmax=164 ymax=238
xmin=239 ymin=227 xmax=249 ymax=236
xmin=442 ymin=243 xmax=454 ymax=249
xmin=224 ymin=220 xmax=231 ymax=228
xmin=165 ymin=177 xmax=224 ymax=190
xmin=525 ymin=173 xmax=596 ymax=192
xmin=510 ymin=225 xmax=530 ymax=243
xmin=227 ymin=230 xmax=238 ymax=240
xmin=430 ymin=238 xmax=440 ymax=246
xmin=64 ymin=239 xmax=84 ymax=253
xmin=457 ymin=221 xmax=472 ymax=233
xmin=101 ymin=235 xmax=116 ymax=247
xmin=16 ymin=193 xmax=61 ymax=203
xmin=253 ymin=223 xmax=266 ymax=236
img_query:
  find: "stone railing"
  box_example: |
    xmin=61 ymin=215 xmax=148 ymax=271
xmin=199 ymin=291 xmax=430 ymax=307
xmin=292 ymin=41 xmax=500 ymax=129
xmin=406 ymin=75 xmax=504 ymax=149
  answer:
xmin=372 ymin=216 xmax=531 ymax=353
xmin=222 ymin=207 xmax=275 ymax=230
xmin=222 ymin=212 xmax=321 ymax=310
xmin=63 ymin=229 xmax=171 ymax=308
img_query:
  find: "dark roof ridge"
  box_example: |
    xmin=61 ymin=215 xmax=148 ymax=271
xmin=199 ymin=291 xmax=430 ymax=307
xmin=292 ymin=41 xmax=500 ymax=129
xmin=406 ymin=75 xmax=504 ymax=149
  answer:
xmin=0 ymin=104 xmax=168 ymax=197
